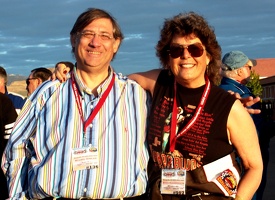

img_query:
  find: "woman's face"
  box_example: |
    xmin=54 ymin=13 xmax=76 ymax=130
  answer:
xmin=168 ymin=34 xmax=211 ymax=88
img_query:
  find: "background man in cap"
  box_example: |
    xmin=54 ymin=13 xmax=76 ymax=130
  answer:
xmin=219 ymin=50 xmax=256 ymax=92
xmin=219 ymin=50 xmax=267 ymax=200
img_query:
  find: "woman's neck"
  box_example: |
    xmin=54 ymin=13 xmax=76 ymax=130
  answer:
xmin=176 ymin=78 xmax=206 ymax=88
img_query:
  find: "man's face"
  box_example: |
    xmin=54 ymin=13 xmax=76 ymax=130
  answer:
xmin=26 ymin=72 xmax=40 ymax=96
xmin=0 ymin=77 xmax=5 ymax=92
xmin=240 ymin=64 xmax=252 ymax=84
xmin=70 ymin=18 xmax=121 ymax=72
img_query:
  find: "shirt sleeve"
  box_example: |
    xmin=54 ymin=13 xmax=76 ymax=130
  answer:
xmin=3 ymin=97 xmax=18 ymax=146
xmin=1 ymin=98 xmax=38 ymax=199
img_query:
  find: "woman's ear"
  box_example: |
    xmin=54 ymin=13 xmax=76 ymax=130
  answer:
xmin=206 ymin=52 xmax=212 ymax=66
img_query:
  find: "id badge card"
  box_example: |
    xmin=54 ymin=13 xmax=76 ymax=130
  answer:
xmin=71 ymin=146 xmax=99 ymax=171
xmin=160 ymin=169 xmax=186 ymax=195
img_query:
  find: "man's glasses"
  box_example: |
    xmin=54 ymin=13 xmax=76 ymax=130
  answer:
xmin=26 ymin=78 xmax=37 ymax=85
xmin=78 ymin=30 xmax=113 ymax=41
xmin=168 ymin=43 xmax=205 ymax=58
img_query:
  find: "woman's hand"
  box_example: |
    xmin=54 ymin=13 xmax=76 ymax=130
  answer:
xmin=51 ymin=61 xmax=73 ymax=82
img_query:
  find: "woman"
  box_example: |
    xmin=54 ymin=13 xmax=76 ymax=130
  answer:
xmin=54 ymin=12 xmax=262 ymax=200
xmin=132 ymin=12 xmax=262 ymax=200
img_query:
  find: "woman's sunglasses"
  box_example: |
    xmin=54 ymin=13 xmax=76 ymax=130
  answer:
xmin=168 ymin=43 xmax=205 ymax=58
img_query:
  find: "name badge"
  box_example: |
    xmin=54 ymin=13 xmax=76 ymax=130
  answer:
xmin=161 ymin=169 xmax=186 ymax=195
xmin=71 ymin=146 xmax=99 ymax=171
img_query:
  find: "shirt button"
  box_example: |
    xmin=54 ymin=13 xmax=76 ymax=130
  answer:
xmin=84 ymin=187 xmax=87 ymax=192
xmin=89 ymin=124 xmax=93 ymax=128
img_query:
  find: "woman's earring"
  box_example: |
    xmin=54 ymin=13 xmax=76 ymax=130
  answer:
xmin=206 ymin=65 xmax=209 ymax=75
xmin=168 ymin=69 xmax=172 ymax=76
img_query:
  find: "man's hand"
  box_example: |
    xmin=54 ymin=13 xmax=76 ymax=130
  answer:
xmin=228 ymin=91 xmax=261 ymax=114
xmin=242 ymin=96 xmax=261 ymax=114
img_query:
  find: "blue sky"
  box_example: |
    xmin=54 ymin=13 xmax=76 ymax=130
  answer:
xmin=1 ymin=0 xmax=275 ymax=76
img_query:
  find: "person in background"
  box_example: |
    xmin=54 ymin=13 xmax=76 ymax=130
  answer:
xmin=219 ymin=51 xmax=268 ymax=200
xmin=0 ymin=93 xmax=17 ymax=199
xmin=26 ymin=67 xmax=53 ymax=96
xmin=54 ymin=11 xmax=263 ymax=200
xmin=0 ymin=66 xmax=26 ymax=113
xmin=2 ymin=8 xmax=149 ymax=199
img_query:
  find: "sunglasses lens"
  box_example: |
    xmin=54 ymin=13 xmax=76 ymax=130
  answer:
xmin=169 ymin=43 xmax=204 ymax=58
xmin=26 ymin=79 xmax=31 ymax=85
xmin=169 ymin=46 xmax=183 ymax=58
xmin=188 ymin=44 xmax=204 ymax=57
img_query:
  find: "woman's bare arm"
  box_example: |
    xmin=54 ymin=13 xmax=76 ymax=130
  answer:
xmin=128 ymin=69 xmax=161 ymax=97
xmin=227 ymin=100 xmax=263 ymax=200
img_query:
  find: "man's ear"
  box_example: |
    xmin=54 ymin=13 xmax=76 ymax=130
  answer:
xmin=37 ymin=78 xmax=43 ymax=85
xmin=70 ymin=35 xmax=77 ymax=49
xmin=236 ymin=68 xmax=243 ymax=76
xmin=113 ymin=38 xmax=121 ymax=53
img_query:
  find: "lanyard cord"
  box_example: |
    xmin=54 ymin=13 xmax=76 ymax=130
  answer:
xmin=71 ymin=73 xmax=115 ymax=133
xmin=169 ymin=76 xmax=211 ymax=152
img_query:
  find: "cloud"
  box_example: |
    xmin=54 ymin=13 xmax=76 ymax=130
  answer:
xmin=1 ymin=0 xmax=274 ymax=76
xmin=18 ymin=44 xmax=58 ymax=49
xmin=124 ymin=34 xmax=143 ymax=41
xmin=0 ymin=51 xmax=7 ymax=55
xmin=25 ymin=59 xmax=39 ymax=63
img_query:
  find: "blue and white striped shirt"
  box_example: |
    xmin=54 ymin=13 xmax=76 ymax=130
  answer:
xmin=2 ymin=68 xmax=150 ymax=199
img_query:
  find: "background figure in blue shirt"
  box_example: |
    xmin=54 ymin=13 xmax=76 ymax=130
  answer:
xmin=2 ymin=8 xmax=149 ymax=199
xmin=219 ymin=50 xmax=269 ymax=200
xmin=0 ymin=66 xmax=26 ymax=114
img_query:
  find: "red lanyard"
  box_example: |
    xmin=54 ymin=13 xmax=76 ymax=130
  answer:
xmin=169 ymin=76 xmax=211 ymax=152
xmin=71 ymin=72 xmax=115 ymax=133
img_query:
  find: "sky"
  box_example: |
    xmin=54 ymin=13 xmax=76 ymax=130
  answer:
xmin=1 ymin=0 xmax=275 ymax=76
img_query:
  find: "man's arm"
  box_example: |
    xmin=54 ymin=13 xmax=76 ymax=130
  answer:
xmin=52 ymin=62 xmax=261 ymax=114
xmin=2 ymin=95 xmax=17 ymax=145
xmin=1 ymin=99 xmax=37 ymax=199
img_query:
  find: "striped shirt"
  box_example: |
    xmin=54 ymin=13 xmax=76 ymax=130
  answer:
xmin=2 ymin=68 xmax=150 ymax=199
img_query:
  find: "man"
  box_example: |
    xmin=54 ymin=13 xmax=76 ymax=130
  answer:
xmin=219 ymin=50 xmax=256 ymax=96
xmin=0 ymin=93 xmax=17 ymax=199
xmin=26 ymin=67 xmax=53 ymax=96
xmin=0 ymin=66 xmax=25 ymax=113
xmin=219 ymin=50 xmax=267 ymax=200
xmin=2 ymin=8 xmax=149 ymax=199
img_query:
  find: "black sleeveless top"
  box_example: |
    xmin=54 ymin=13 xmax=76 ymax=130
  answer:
xmin=148 ymin=70 xmax=236 ymax=171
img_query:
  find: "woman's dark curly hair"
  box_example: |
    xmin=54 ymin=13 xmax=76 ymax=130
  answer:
xmin=156 ymin=12 xmax=222 ymax=85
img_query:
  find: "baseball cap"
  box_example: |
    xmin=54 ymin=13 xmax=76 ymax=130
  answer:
xmin=222 ymin=51 xmax=256 ymax=71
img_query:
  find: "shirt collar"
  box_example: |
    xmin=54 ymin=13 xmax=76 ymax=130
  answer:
xmin=72 ymin=66 xmax=114 ymax=96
